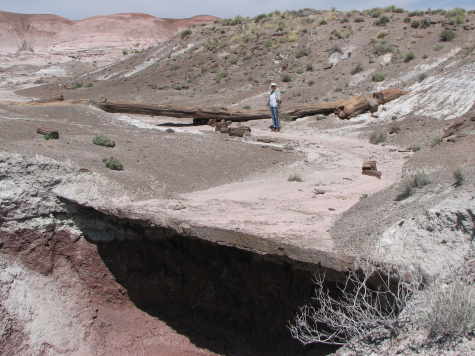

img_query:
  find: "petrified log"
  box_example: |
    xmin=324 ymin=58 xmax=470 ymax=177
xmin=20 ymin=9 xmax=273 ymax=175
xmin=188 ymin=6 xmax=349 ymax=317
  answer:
xmin=36 ymin=128 xmax=59 ymax=139
xmin=91 ymin=88 xmax=408 ymax=123
xmin=362 ymin=160 xmax=382 ymax=179
xmin=228 ymin=126 xmax=251 ymax=137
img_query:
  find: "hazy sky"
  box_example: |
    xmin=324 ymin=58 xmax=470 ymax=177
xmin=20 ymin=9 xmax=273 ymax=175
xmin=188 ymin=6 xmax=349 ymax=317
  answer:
xmin=1 ymin=0 xmax=474 ymax=19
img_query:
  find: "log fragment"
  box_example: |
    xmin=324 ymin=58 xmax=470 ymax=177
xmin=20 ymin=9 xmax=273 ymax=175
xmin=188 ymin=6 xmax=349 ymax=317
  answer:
xmin=36 ymin=128 xmax=59 ymax=139
xmin=362 ymin=160 xmax=382 ymax=179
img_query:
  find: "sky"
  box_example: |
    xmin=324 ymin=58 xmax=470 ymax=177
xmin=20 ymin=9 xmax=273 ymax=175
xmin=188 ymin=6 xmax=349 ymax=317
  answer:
xmin=1 ymin=0 xmax=474 ymax=20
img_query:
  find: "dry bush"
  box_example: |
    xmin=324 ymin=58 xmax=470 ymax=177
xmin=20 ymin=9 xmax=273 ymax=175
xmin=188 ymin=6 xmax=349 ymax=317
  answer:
xmin=289 ymin=262 xmax=421 ymax=345
xmin=420 ymin=279 xmax=475 ymax=339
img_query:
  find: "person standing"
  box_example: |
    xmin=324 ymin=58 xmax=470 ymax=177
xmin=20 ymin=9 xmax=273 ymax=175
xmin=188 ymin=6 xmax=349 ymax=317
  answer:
xmin=267 ymin=82 xmax=282 ymax=132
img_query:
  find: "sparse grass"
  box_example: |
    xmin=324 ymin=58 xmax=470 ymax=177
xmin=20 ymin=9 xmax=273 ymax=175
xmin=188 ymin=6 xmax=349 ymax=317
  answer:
xmin=103 ymin=157 xmax=124 ymax=171
xmin=404 ymin=52 xmax=416 ymax=62
xmin=421 ymin=279 xmax=475 ymax=339
xmin=288 ymin=173 xmax=304 ymax=182
xmin=369 ymin=130 xmax=386 ymax=144
xmin=93 ymin=135 xmax=116 ymax=148
xmin=372 ymin=72 xmax=386 ymax=82
xmin=180 ymin=29 xmax=192 ymax=39
xmin=453 ymin=168 xmax=465 ymax=187
xmin=440 ymin=30 xmax=456 ymax=42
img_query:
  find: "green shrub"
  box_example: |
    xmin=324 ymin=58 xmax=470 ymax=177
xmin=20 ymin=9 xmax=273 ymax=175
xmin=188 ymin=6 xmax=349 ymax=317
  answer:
xmin=409 ymin=11 xmax=424 ymax=17
xmin=368 ymin=8 xmax=383 ymax=18
xmin=375 ymin=16 xmax=390 ymax=26
xmin=369 ymin=130 xmax=386 ymax=144
xmin=222 ymin=16 xmax=245 ymax=26
xmin=71 ymin=82 xmax=83 ymax=89
xmin=372 ymin=72 xmax=386 ymax=82
xmin=354 ymin=17 xmax=365 ymax=23
xmin=453 ymin=168 xmax=465 ymax=187
xmin=254 ymin=14 xmax=267 ymax=23
xmin=93 ymin=135 xmax=116 ymax=148
xmin=319 ymin=19 xmax=328 ymax=25
xmin=43 ymin=132 xmax=59 ymax=140
xmin=440 ymin=30 xmax=456 ymax=42
xmin=404 ymin=52 xmax=415 ymax=62
xmin=103 ymin=157 xmax=124 ymax=171
xmin=420 ymin=18 xmax=432 ymax=28
xmin=431 ymin=136 xmax=443 ymax=147
xmin=411 ymin=20 xmax=420 ymax=28
xmin=404 ymin=17 xmax=411 ymax=23
xmin=180 ymin=29 xmax=192 ymax=39
xmin=288 ymin=173 xmax=304 ymax=182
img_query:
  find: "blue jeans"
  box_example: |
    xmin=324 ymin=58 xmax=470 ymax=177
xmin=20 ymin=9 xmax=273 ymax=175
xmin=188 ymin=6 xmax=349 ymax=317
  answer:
xmin=270 ymin=106 xmax=280 ymax=129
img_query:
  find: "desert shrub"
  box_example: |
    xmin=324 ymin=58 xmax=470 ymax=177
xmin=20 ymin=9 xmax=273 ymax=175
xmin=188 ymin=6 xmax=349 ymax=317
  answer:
xmin=395 ymin=182 xmax=414 ymax=201
xmin=453 ymin=168 xmax=465 ymax=187
xmin=288 ymin=173 xmax=304 ymax=182
xmin=420 ymin=279 xmax=475 ymax=339
xmin=409 ymin=145 xmax=421 ymax=152
xmin=216 ymin=72 xmax=228 ymax=81
xmin=351 ymin=63 xmax=364 ymax=75
xmin=385 ymin=5 xmax=404 ymax=13
xmin=418 ymin=73 xmax=427 ymax=82
xmin=440 ymin=30 xmax=456 ymax=42
xmin=308 ymin=80 xmax=315 ymax=86
xmin=93 ymin=135 xmax=116 ymax=148
xmin=43 ymin=132 xmax=59 ymax=140
xmin=180 ymin=29 xmax=192 ymax=39
xmin=290 ymin=261 xmax=421 ymax=345
xmin=404 ymin=52 xmax=415 ymax=62
xmin=242 ymin=105 xmax=251 ymax=110
xmin=434 ymin=44 xmax=444 ymax=51
xmin=85 ymin=83 xmax=94 ymax=88
xmin=409 ymin=10 xmax=424 ymax=17
xmin=319 ymin=19 xmax=328 ymax=25
xmin=295 ymin=48 xmax=310 ymax=58
xmin=368 ymin=8 xmax=383 ymax=18
xmin=375 ymin=16 xmax=390 ymax=26
xmin=403 ymin=17 xmax=411 ymax=23
xmin=373 ymin=40 xmax=396 ymax=56
xmin=340 ymin=17 xmax=350 ymax=23
xmin=420 ymin=18 xmax=432 ymax=28
xmin=377 ymin=32 xmax=387 ymax=39
xmin=411 ymin=20 xmax=420 ymax=28
xmin=282 ymin=73 xmax=292 ymax=82
xmin=354 ymin=17 xmax=365 ymax=23
xmin=254 ymin=14 xmax=267 ymax=23
xmin=412 ymin=171 xmax=431 ymax=188
xmin=122 ymin=49 xmax=128 ymax=56
xmin=372 ymin=72 xmax=385 ymax=82
xmin=71 ymin=82 xmax=83 ymax=89
xmin=369 ymin=130 xmax=386 ymax=144
xmin=103 ymin=157 xmax=124 ymax=171
xmin=222 ymin=16 xmax=245 ymax=26
xmin=306 ymin=64 xmax=314 ymax=72
xmin=431 ymin=136 xmax=443 ymax=147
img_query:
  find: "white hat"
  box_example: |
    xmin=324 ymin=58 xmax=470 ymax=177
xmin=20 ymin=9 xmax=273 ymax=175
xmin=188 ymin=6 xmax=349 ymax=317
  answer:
xmin=270 ymin=82 xmax=278 ymax=87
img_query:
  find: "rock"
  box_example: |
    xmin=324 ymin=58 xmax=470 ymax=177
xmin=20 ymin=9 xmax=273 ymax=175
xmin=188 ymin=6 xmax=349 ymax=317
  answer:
xmin=36 ymin=128 xmax=59 ymax=139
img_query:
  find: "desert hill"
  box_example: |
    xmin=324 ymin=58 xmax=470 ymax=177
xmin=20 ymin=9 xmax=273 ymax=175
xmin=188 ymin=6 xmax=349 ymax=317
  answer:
xmin=0 ymin=10 xmax=217 ymax=64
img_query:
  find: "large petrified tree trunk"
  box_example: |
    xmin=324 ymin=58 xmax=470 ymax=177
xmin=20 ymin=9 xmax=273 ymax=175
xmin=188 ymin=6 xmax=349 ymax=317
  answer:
xmin=91 ymin=88 xmax=408 ymax=123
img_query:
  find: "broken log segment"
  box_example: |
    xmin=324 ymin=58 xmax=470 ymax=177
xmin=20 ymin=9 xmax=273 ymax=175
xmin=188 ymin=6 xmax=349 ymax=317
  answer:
xmin=36 ymin=128 xmax=59 ymax=139
xmin=90 ymin=88 xmax=408 ymax=123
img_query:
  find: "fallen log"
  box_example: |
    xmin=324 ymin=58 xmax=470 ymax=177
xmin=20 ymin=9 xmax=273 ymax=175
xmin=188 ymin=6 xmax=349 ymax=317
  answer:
xmin=91 ymin=88 xmax=408 ymax=123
